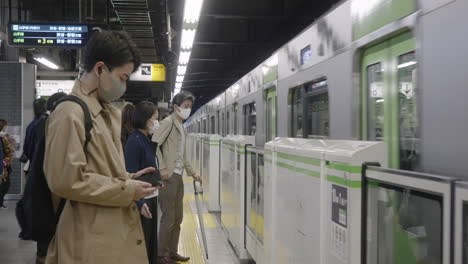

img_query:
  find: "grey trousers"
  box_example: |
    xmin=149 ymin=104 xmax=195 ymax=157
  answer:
xmin=158 ymin=173 xmax=184 ymax=257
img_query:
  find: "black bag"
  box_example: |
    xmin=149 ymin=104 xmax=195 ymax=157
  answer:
xmin=17 ymin=95 xmax=93 ymax=242
xmin=137 ymin=171 xmax=163 ymax=187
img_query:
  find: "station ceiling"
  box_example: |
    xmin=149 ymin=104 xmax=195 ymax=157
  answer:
xmin=10 ymin=0 xmax=340 ymax=108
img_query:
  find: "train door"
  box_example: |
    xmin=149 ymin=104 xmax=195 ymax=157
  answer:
xmin=361 ymin=31 xmax=418 ymax=169
xmin=265 ymin=87 xmax=277 ymax=142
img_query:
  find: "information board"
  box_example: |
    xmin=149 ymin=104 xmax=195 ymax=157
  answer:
xmin=8 ymin=23 xmax=90 ymax=47
xmin=130 ymin=63 xmax=166 ymax=82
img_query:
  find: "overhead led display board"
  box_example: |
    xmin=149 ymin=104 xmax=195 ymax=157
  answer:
xmin=8 ymin=23 xmax=90 ymax=47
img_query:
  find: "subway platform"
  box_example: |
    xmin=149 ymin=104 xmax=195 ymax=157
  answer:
xmin=0 ymin=177 xmax=240 ymax=264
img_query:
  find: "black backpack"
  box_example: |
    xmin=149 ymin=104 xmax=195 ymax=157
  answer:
xmin=17 ymin=95 xmax=93 ymax=242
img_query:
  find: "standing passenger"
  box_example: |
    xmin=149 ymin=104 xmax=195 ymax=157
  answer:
xmin=153 ymin=91 xmax=200 ymax=264
xmin=125 ymin=101 xmax=161 ymax=264
xmin=22 ymin=99 xmax=47 ymax=172
xmin=0 ymin=120 xmax=14 ymax=209
xmin=43 ymin=31 xmax=157 ymax=264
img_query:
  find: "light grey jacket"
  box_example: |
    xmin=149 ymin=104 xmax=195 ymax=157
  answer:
xmin=152 ymin=113 xmax=195 ymax=178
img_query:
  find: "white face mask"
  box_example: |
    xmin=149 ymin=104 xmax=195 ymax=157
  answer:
xmin=148 ymin=120 xmax=160 ymax=135
xmin=177 ymin=107 xmax=191 ymax=120
xmin=98 ymin=66 xmax=127 ymax=102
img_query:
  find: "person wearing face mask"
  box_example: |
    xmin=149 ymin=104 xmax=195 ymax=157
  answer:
xmin=43 ymin=31 xmax=157 ymax=264
xmin=124 ymin=101 xmax=161 ymax=264
xmin=152 ymin=91 xmax=200 ymax=264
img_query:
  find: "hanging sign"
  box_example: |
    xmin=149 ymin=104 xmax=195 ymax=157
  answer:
xmin=130 ymin=63 xmax=166 ymax=82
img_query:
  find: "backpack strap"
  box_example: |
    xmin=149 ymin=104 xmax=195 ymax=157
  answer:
xmin=157 ymin=118 xmax=174 ymax=155
xmin=50 ymin=95 xmax=94 ymax=219
xmin=52 ymin=95 xmax=93 ymax=153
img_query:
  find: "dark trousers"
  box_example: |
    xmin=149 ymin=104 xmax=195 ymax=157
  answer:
xmin=37 ymin=239 xmax=51 ymax=258
xmin=0 ymin=175 xmax=11 ymax=206
xmin=159 ymin=173 xmax=184 ymax=257
xmin=141 ymin=196 xmax=159 ymax=264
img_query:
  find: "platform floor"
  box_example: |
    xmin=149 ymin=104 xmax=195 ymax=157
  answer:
xmin=0 ymin=177 xmax=239 ymax=264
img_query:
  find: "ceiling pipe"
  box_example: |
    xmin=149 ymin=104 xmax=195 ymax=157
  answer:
xmin=166 ymin=0 xmax=172 ymax=51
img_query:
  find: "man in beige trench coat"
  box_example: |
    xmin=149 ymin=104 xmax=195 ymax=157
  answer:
xmin=43 ymin=31 xmax=157 ymax=264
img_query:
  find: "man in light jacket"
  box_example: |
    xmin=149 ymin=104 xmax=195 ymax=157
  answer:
xmin=153 ymin=91 xmax=200 ymax=264
xmin=44 ymin=31 xmax=156 ymax=264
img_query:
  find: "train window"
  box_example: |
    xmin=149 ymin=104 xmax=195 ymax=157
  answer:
xmin=233 ymin=104 xmax=238 ymax=135
xmin=265 ymin=88 xmax=277 ymax=142
xmin=244 ymin=102 xmax=257 ymax=136
xmin=210 ymin=116 xmax=215 ymax=134
xmin=291 ymin=87 xmax=304 ymax=137
xmin=290 ymin=78 xmax=329 ymax=138
xmin=227 ymin=111 xmax=230 ymax=135
xmin=217 ymin=111 xmax=220 ymax=135
xmin=203 ymin=119 xmax=207 ymax=133
xmin=398 ymin=51 xmax=419 ymax=170
xmin=304 ymin=79 xmax=329 ymax=138
xmin=222 ymin=112 xmax=225 ymax=136
xmin=366 ymin=63 xmax=384 ymax=141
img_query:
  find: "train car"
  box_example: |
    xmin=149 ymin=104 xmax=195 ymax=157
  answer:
xmin=184 ymin=0 xmax=468 ymax=263
xmin=187 ymin=0 xmax=468 ymax=177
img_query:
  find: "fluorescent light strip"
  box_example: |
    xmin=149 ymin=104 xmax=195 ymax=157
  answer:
xmin=179 ymin=51 xmax=191 ymax=65
xmin=34 ymin=57 xmax=60 ymax=70
xmin=181 ymin=29 xmax=196 ymax=50
xmin=397 ymin=61 xmax=417 ymax=69
xmin=177 ymin=65 xmax=188 ymax=76
xmin=174 ymin=0 xmax=205 ymax=94
xmin=183 ymin=0 xmax=204 ymax=23
xmin=176 ymin=75 xmax=185 ymax=83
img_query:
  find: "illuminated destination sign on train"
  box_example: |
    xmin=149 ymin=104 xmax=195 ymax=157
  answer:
xmin=8 ymin=23 xmax=90 ymax=47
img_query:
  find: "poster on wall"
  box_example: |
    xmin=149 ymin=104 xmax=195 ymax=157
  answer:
xmin=36 ymin=80 xmax=75 ymax=97
xmin=330 ymin=184 xmax=348 ymax=262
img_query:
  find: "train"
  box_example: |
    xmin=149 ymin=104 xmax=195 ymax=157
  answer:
xmin=182 ymin=1 xmax=468 ymax=264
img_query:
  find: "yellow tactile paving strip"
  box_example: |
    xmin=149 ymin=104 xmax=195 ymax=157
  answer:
xmin=177 ymin=178 xmax=216 ymax=264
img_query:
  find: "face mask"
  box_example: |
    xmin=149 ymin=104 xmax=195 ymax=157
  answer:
xmin=148 ymin=120 xmax=160 ymax=135
xmin=98 ymin=66 xmax=127 ymax=102
xmin=177 ymin=107 xmax=191 ymax=120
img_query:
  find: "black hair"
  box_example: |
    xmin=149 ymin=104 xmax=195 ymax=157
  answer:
xmin=33 ymin=98 xmax=47 ymax=119
xmin=47 ymin=92 xmax=67 ymax=111
xmin=0 ymin=119 xmax=6 ymax=132
xmin=122 ymin=103 xmax=135 ymax=132
xmin=171 ymin=91 xmax=195 ymax=109
xmin=158 ymin=107 xmax=170 ymax=121
xmin=83 ymin=31 xmax=141 ymax=73
xmin=132 ymin=101 xmax=158 ymax=130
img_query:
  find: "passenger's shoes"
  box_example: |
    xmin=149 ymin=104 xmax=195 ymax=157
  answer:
xmin=0 ymin=205 xmax=7 ymax=209
xmin=158 ymin=256 xmax=177 ymax=264
xmin=170 ymin=253 xmax=190 ymax=262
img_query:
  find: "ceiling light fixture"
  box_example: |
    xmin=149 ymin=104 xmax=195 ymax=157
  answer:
xmin=34 ymin=56 xmax=60 ymax=70
xmin=180 ymin=29 xmax=196 ymax=50
xmin=176 ymin=75 xmax=185 ymax=83
xmin=179 ymin=51 xmax=191 ymax=65
xmin=173 ymin=0 xmax=205 ymax=99
xmin=397 ymin=61 xmax=417 ymax=69
xmin=177 ymin=65 xmax=188 ymax=76
xmin=184 ymin=0 xmax=204 ymax=23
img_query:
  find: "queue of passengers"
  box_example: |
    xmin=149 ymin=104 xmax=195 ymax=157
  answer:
xmin=5 ymin=30 xmax=200 ymax=264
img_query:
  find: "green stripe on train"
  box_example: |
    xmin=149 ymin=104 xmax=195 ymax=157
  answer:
xmin=326 ymin=162 xmax=361 ymax=173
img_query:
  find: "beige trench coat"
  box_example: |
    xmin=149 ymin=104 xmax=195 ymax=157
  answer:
xmin=44 ymin=81 xmax=147 ymax=264
xmin=152 ymin=114 xmax=195 ymax=178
